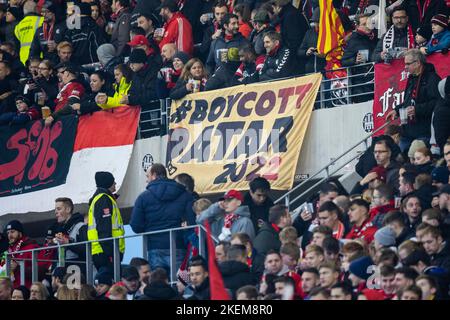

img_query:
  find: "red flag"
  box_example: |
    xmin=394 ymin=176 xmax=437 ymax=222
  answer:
xmin=204 ymin=221 xmax=230 ymax=300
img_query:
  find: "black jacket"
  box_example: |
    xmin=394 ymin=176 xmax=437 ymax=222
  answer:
xmin=141 ymin=281 xmax=181 ymax=300
xmin=206 ymin=33 xmax=249 ymax=74
xmin=259 ymin=46 xmax=294 ymax=82
xmin=250 ymin=26 xmax=275 ymax=56
xmin=64 ymin=16 xmax=106 ymax=65
xmin=433 ymin=96 xmax=450 ymax=151
xmin=128 ymin=63 xmax=160 ymax=110
xmin=429 ymin=241 xmax=450 ymax=273
xmin=253 ymin=222 xmax=281 ymax=255
xmin=34 ymin=75 xmax=59 ymax=109
xmin=396 ymin=227 xmax=415 ymax=247
xmin=219 ymin=260 xmax=257 ymax=298
xmin=187 ymin=277 xmax=211 ymax=300
xmin=88 ymin=187 xmax=116 ymax=257
xmin=297 ymin=29 xmax=326 ymax=74
xmin=278 ymin=4 xmax=309 ymax=60
xmin=395 ymin=63 xmax=441 ymax=140
xmin=373 ymin=27 xmax=411 ymax=63
xmin=79 ymin=85 xmax=114 ymax=115
xmin=170 ymin=78 xmax=206 ymax=100
xmin=30 ymin=21 xmax=66 ymax=62
xmin=243 ymin=192 xmax=274 ymax=232
xmin=205 ymin=62 xmax=240 ymax=91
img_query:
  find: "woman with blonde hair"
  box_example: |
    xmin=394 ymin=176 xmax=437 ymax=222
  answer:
xmin=29 ymin=282 xmax=50 ymax=300
xmin=56 ymin=285 xmax=78 ymax=300
xmin=170 ymin=58 xmax=208 ymax=100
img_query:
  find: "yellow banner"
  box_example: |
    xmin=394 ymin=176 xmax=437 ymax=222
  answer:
xmin=167 ymin=74 xmax=322 ymax=194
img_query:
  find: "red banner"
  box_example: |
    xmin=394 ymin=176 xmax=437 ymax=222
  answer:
xmin=373 ymin=53 xmax=450 ymax=135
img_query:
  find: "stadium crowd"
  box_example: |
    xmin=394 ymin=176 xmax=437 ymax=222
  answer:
xmin=0 ymin=0 xmax=450 ymax=301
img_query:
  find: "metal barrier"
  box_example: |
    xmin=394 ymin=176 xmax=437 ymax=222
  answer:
xmin=274 ymin=119 xmax=392 ymax=210
xmin=136 ymin=63 xmax=376 ymax=139
xmin=5 ymin=224 xmax=217 ymax=286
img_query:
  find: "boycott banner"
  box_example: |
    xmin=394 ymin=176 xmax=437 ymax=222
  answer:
xmin=0 ymin=116 xmax=78 ymax=197
xmin=167 ymin=74 xmax=322 ymax=194
xmin=373 ymin=53 xmax=450 ymax=135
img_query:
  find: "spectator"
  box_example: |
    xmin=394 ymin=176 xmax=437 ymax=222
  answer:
xmin=243 ymin=177 xmax=273 ymax=233
xmin=108 ymin=284 xmax=128 ymax=300
xmin=273 ymin=275 xmax=296 ymax=299
xmin=2 ymin=220 xmax=40 ymax=289
xmin=129 ymin=257 xmax=151 ymax=295
xmin=0 ymin=95 xmax=39 ymax=126
xmin=400 ymin=171 xmax=417 ymax=197
xmin=250 ymin=9 xmax=275 ymax=56
xmin=206 ymin=13 xmax=249 ymax=74
xmin=95 ymin=64 xmax=132 ymax=111
xmin=130 ymin=163 xmax=196 ymax=273
xmin=323 ymin=237 xmax=341 ymax=263
xmin=124 ymin=48 xmax=159 ymax=111
xmin=2 ymin=7 xmax=22 ymax=50
xmin=373 ymin=226 xmax=397 ymax=252
xmin=120 ymin=265 xmax=141 ymax=300
xmin=93 ymin=270 xmax=113 ymax=300
xmin=111 ymin=0 xmax=132 ymax=57
xmin=140 ymin=267 xmax=180 ymax=300
xmin=170 ymin=58 xmax=208 ymax=100
xmin=311 ymin=226 xmax=333 ymax=248
xmin=64 ymin=2 xmax=106 ymax=65
xmin=434 ymin=78 xmax=450 ymax=152
xmin=341 ymin=13 xmax=378 ymax=103
xmin=330 ymin=282 xmax=353 ymax=300
xmin=233 ymin=3 xmax=252 ymax=39
xmin=259 ymin=31 xmax=294 ymax=81
xmin=379 ymin=265 xmax=396 ymax=298
xmin=55 ymin=41 xmax=73 ymax=65
xmin=369 ymin=184 xmax=396 ymax=228
xmin=297 ymin=7 xmax=325 ymax=75
xmin=390 ymin=49 xmax=441 ymax=153
xmin=236 ymin=285 xmax=258 ymax=300
xmin=308 ymin=286 xmax=331 ymax=300
xmin=253 ymin=204 xmax=291 ymax=255
xmin=29 ymin=282 xmax=50 ymax=300
xmin=271 ymin=0 xmax=308 ymax=74
xmin=205 ymin=46 xmax=241 ymax=90
xmin=128 ymin=34 xmax=161 ymax=64
xmin=45 ymin=63 xmax=85 ymax=127
xmin=0 ymin=278 xmax=11 ymax=301
xmin=373 ymin=6 xmax=414 ymax=63
xmin=316 ymin=201 xmax=346 ymax=240
xmin=91 ymin=1 xmax=106 ymax=29
xmin=415 ymin=275 xmax=439 ymax=300
xmin=75 ymin=71 xmax=112 ymax=115
xmin=230 ymin=233 xmax=265 ymax=280
xmin=345 ymin=199 xmax=378 ymax=244
xmin=279 ymin=226 xmax=299 ymax=246
xmin=407 ymin=0 xmax=448 ymax=33
xmin=215 ymin=241 xmax=230 ymax=264
xmin=0 ymin=42 xmax=26 ymax=79
xmin=34 ymin=59 xmax=58 ymax=109
xmin=186 ymin=258 xmax=210 ymax=300
xmin=136 ymin=12 xmax=160 ymax=52
xmin=369 ymin=139 xmax=401 ymax=190
xmin=300 ymin=268 xmax=320 ymax=299
xmin=383 ymin=211 xmax=415 ymax=246
xmin=97 ymin=44 xmax=123 ymax=76
xmin=399 ymin=284 xmax=422 ymax=300
xmin=393 ymin=267 xmax=419 ymax=296
xmin=234 ymin=42 xmax=265 ymax=84
xmin=157 ymin=50 xmax=189 ymax=98
xmin=55 ymin=285 xmax=77 ymax=300
xmin=420 ymin=225 xmax=450 ymax=272
xmin=414 ymin=147 xmax=433 ymax=175
xmin=157 ymin=0 xmax=194 ymax=56
xmin=302 ymin=244 xmax=325 ymax=270
xmin=14 ymin=0 xmax=43 ymax=65
xmin=47 ymin=197 xmax=86 ymax=269
xmin=318 ymin=261 xmax=340 ymax=290
xmin=198 ymin=1 xmax=229 ymax=61
xmin=11 ymin=285 xmax=30 ymax=300
xmin=196 ymin=189 xmax=255 ymax=241
xmin=402 ymin=194 xmax=423 ymax=231
xmin=415 ymin=26 xmax=432 ymax=49
xmin=87 ymin=171 xmax=125 ymax=273
xmin=30 ymin=3 xmax=65 ymax=63
xmin=219 ymin=244 xmax=257 ymax=298
xmin=420 ymin=14 xmax=450 ymax=56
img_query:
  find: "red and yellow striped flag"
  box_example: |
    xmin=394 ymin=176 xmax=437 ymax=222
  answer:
xmin=317 ymin=0 xmax=347 ymax=79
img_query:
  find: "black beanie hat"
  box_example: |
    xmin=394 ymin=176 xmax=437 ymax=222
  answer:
xmin=7 ymin=6 xmax=23 ymax=21
xmin=95 ymin=171 xmax=115 ymax=189
xmin=129 ymin=48 xmax=147 ymax=64
xmin=4 ymin=220 xmax=24 ymax=234
xmin=173 ymin=51 xmax=190 ymax=65
xmin=15 ymin=95 xmax=30 ymax=106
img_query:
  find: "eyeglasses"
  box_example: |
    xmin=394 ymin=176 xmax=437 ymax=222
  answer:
xmin=373 ymin=150 xmax=389 ymax=154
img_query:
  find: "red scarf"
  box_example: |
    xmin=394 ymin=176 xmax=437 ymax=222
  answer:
xmin=224 ymin=213 xmax=239 ymax=228
xmin=271 ymin=223 xmax=281 ymax=233
xmin=333 ymin=221 xmax=345 ymax=240
xmin=224 ymin=33 xmax=234 ymax=41
xmin=356 ymin=26 xmax=375 ymax=40
xmin=417 ymin=0 xmax=432 ymax=21
xmin=268 ymin=44 xmax=280 ymax=57
xmin=43 ymin=22 xmax=54 ymax=41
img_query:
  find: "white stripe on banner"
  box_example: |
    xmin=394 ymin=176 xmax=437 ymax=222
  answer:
xmin=0 ymin=145 xmax=133 ymax=215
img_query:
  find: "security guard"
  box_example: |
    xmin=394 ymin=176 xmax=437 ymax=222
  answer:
xmin=88 ymin=171 xmax=125 ymax=272
xmin=14 ymin=1 xmax=44 ymax=65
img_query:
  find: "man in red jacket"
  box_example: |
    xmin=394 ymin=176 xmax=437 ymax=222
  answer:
xmin=3 ymin=220 xmax=40 ymax=289
xmin=345 ymin=199 xmax=378 ymax=244
xmin=156 ymin=0 xmax=193 ymax=56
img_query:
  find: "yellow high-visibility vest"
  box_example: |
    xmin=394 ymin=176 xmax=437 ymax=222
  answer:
xmin=14 ymin=15 xmax=44 ymax=65
xmin=87 ymin=193 xmax=125 ymax=255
